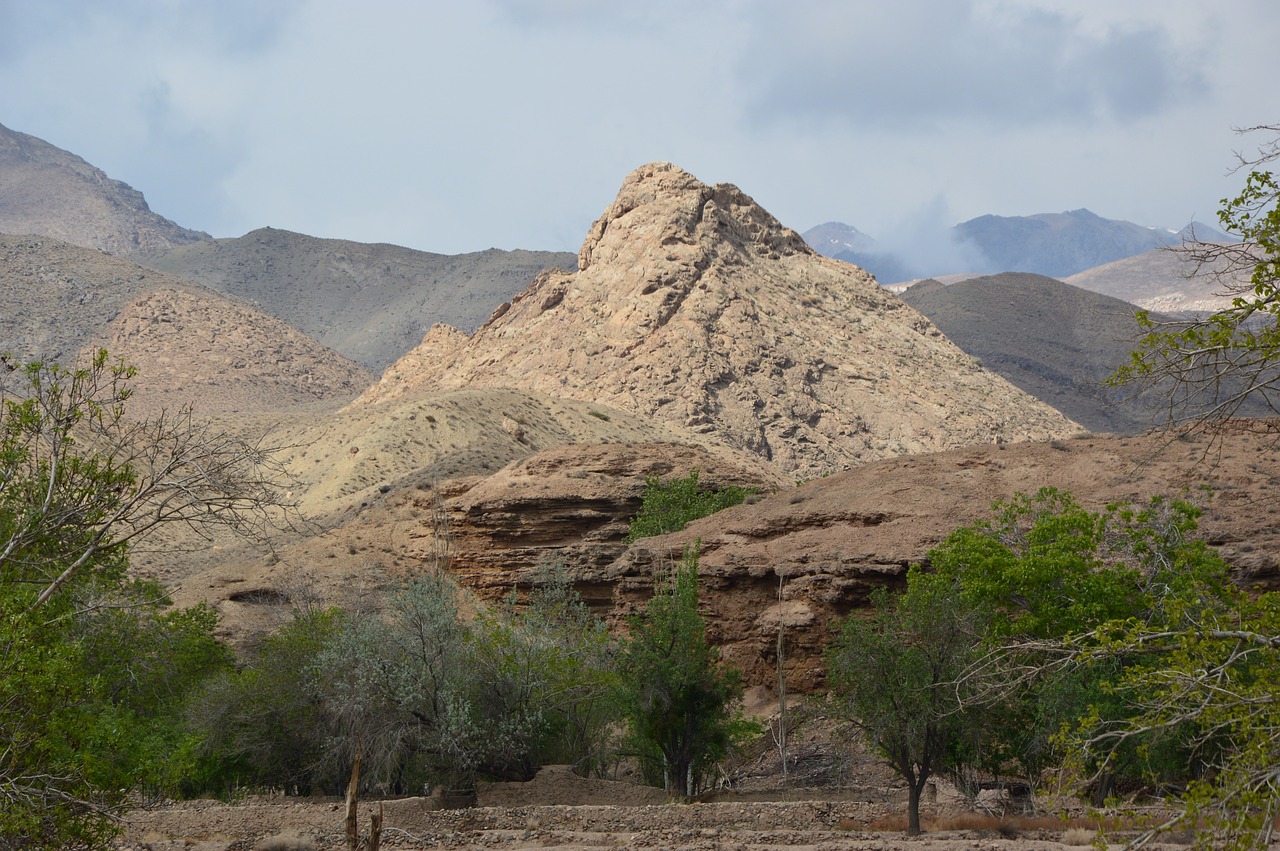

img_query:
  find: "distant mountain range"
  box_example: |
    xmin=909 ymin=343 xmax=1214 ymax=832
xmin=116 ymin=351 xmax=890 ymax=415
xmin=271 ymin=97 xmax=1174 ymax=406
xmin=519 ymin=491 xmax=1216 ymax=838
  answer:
xmin=804 ymin=211 xmax=1236 ymax=283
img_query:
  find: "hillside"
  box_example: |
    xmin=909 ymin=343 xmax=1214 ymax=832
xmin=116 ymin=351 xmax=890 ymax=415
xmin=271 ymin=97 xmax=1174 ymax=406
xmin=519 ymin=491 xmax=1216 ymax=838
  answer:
xmin=0 ymin=234 xmax=369 ymax=415
xmin=1065 ymin=244 xmax=1249 ymax=312
xmin=138 ymin=227 xmax=577 ymax=371
xmin=356 ymin=162 xmax=1078 ymax=477
xmin=899 ymin=273 xmax=1166 ymax=433
xmin=0 ymin=121 xmax=208 ymax=254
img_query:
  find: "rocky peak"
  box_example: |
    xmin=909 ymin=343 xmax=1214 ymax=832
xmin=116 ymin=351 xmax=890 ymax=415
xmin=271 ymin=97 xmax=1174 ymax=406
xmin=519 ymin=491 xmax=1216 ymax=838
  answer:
xmin=356 ymin=163 xmax=1079 ymax=477
xmin=577 ymin=162 xmax=811 ymax=274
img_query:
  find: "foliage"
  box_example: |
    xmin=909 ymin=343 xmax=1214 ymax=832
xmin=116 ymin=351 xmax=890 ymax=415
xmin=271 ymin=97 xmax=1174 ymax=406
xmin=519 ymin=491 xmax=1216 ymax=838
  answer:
xmin=826 ymin=574 xmax=979 ymax=836
xmin=471 ymin=566 xmax=621 ymax=779
xmin=0 ymin=352 xmax=291 ymax=846
xmin=930 ymin=489 xmax=1234 ymax=794
xmin=1109 ymin=123 xmax=1280 ymax=424
xmin=623 ymin=470 xmax=754 ymax=544
xmin=188 ymin=607 xmax=346 ymax=796
xmin=617 ymin=546 xmax=755 ymax=798
xmin=1061 ymin=578 xmax=1280 ymax=848
xmin=304 ymin=566 xmax=622 ymax=797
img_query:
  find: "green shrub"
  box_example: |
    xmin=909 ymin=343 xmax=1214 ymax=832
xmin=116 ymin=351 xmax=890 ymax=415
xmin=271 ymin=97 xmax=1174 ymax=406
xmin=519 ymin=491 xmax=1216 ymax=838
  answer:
xmin=623 ymin=470 xmax=754 ymax=544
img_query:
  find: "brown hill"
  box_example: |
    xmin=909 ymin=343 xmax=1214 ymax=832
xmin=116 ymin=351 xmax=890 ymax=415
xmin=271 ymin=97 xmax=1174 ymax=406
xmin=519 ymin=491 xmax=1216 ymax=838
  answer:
xmin=0 ymin=234 xmax=370 ymax=415
xmin=167 ymin=422 xmax=1280 ymax=694
xmin=609 ymin=421 xmax=1280 ymax=689
xmin=1065 ymin=245 xmax=1247 ymax=312
xmin=0 ymin=122 xmax=208 ymax=254
xmin=900 ymin=273 xmax=1167 ymax=434
xmin=356 ymin=162 xmax=1078 ymax=477
xmin=137 ymin=227 xmax=577 ymax=371
xmin=100 ymin=287 xmax=373 ymax=415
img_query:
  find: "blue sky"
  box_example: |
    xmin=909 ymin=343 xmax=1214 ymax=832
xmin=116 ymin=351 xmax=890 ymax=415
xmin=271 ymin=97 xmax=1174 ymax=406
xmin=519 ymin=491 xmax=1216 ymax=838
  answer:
xmin=0 ymin=0 xmax=1274 ymax=255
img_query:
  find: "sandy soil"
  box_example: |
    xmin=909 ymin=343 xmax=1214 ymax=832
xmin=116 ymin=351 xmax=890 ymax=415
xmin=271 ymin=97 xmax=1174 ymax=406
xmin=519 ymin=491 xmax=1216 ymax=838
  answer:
xmin=115 ymin=765 xmax=1200 ymax=851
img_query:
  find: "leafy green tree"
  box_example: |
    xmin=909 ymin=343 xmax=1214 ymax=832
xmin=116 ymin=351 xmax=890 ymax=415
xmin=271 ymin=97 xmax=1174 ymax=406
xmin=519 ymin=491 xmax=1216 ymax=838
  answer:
xmin=623 ymin=470 xmax=754 ymax=544
xmin=827 ymin=574 xmax=980 ymax=836
xmin=928 ymin=489 xmax=1233 ymax=795
xmin=470 ymin=567 xmax=621 ymax=779
xmin=1109 ymin=123 xmax=1280 ymax=424
xmin=316 ymin=570 xmax=476 ymax=795
xmin=1064 ymin=590 xmax=1280 ymax=850
xmin=188 ymin=607 xmax=346 ymax=796
xmin=617 ymin=546 xmax=754 ymax=798
xmin=0 ymin=352 xmax=294 ymax=846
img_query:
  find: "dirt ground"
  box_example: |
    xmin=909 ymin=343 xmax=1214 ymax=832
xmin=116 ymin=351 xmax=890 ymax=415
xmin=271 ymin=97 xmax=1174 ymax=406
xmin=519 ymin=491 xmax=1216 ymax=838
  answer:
xmin=115 ymin=763 xmax=1208 ymax=851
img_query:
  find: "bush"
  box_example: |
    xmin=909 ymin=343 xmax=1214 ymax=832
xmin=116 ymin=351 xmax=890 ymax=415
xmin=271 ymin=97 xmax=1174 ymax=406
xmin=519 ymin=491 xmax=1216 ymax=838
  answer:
xmin=618 ymin=546 xmax=756 ymax=797
xmin=623 ymin=470 xmax=754 ymax=544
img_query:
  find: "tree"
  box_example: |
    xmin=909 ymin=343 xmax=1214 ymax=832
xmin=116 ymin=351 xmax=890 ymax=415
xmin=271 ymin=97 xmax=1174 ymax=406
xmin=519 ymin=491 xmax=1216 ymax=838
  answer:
xmin=1046 ymin=594 xmax=1280 ymax=850
xmin=617 ymin=546 xmax=754 ymax=798
xmin=933 ymin=490 xmax=1235 ymax=797
xmin=1110 ymin=123 xmax=1280 ymax=426
xmin=827 ymin=574 xmax=979 ymax=836
xmin=0 ymin=350 xmax=299 ymax=608
xmin=0 ymin=351 xmax=297 ymax=847
xmin=623 ymin=470 xmax=754 ymax=544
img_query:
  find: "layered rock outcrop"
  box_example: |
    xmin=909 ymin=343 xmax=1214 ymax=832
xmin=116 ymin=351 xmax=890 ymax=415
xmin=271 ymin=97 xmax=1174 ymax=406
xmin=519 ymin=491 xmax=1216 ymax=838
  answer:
xmin=355 ymin=163 xmax=1079 ymax=478
xmin=604 ymin=423 xmax=1280 ymax=690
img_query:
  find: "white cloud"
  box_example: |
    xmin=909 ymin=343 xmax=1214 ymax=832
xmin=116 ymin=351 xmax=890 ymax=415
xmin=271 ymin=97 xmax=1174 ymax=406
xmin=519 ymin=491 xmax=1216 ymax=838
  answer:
xmin=0 ymin=0 xmax=1274 ymax=254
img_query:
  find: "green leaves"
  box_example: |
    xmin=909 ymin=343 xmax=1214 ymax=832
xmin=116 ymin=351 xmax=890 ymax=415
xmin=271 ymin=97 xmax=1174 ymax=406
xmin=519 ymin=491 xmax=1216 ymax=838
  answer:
xmin=623 ymin=470 xmax=754 ymax=544
xmin=618 ymin=546 xmax=755 ymax=798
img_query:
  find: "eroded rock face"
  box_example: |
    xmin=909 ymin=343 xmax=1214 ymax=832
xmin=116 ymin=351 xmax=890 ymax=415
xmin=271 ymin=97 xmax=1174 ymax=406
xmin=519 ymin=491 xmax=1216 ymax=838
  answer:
xmin=355 ymin=163 xmax=1078 ymax=478
xmin=422 ymin=442 xmax=791 ymax=607
xmin=606 ymin=424 xmax=1280 ymax=691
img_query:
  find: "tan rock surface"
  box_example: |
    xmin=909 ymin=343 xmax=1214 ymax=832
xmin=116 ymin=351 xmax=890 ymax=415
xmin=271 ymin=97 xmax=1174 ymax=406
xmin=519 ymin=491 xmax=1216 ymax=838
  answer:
xmin=355 ymin=163 xmax=1078 ymax=477
xmin=608 ymin=423 xmax=1280 ymax=690
xmin=100 ymin=287 xmax=373 ymax=415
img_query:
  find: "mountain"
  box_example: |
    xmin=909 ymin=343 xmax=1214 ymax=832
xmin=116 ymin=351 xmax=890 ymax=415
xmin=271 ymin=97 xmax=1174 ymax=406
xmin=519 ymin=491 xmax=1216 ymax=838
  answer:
xmin=0 ymin=234 xmax=370 ymax=415
xmin=356 ymin=162 xmax=1078 ymax=477
xmin=954 ymin=208 xmax=1207 ymax=278
xmin=0 ymin=122 xmax=208 ymax=254
xmin=800 ymin=221 xmax=877 ymax=256
xmin=804 ymin=212 xmax=1235 ymax=283
xmin=137 ymin=228 xmax=577 ymax=372
xmin=900 ymin=273 xmax=1169 ymax=433
xmin=1065 ymin=245 xmax=1250 ymax=313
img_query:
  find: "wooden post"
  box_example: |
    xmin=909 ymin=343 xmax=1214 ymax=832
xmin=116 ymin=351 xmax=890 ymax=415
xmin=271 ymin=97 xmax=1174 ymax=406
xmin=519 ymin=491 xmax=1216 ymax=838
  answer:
xmin=345 ymin=740 xmax=362 ymax=850
xmin=368 ymin=802 xmax=383 ymax=851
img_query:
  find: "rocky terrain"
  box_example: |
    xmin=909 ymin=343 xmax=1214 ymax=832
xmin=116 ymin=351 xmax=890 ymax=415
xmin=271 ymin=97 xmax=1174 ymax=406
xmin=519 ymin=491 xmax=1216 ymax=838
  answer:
xmin=0 ymin=234 xmax=370 ymax=414
xmin=0 ymin=121 xmax=208 ymax=254
xmin=356 ymin=163 xmax=1077 ymax=478
xmin=899 ymin=273 xmax=1171 ymax=433
xmin=1065 ymin=244 xmax=1249 ymax=313
xmin=137 ymin=228 xmax=577 ymax=371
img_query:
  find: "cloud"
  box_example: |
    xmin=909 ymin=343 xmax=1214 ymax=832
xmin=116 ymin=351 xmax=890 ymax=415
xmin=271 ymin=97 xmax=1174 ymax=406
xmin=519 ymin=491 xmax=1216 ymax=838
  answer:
xmin=737 ymin=0 xmax=1210 ymax=129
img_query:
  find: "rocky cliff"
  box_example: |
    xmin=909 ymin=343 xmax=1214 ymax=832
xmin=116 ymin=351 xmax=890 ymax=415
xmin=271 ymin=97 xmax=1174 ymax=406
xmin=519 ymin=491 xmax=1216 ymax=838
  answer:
xmin=356 ymin=163 xmax=1078 ymax=478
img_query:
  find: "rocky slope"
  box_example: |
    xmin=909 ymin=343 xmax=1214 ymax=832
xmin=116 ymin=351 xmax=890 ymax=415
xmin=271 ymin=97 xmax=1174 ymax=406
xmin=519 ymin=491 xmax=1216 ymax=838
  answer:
xmin=605 ymin=422 xmax=1280 ymax=690
xmin=0 ymin=234 xmax=369 ymax=414
xmin=138 ymin=227 xmax=577 ymax=371
xmin=900 ymin=273 xmax=1166 ymax=433
xmin=356 ymin=163 xmax=1078 ymax=478
xmin=100 ymin=287 xmax=373 ymax=415
xmin=1065 ymin=244 xmax=1249 ymax=313
xmin=0 ymin=122 xmax=208 ymax=254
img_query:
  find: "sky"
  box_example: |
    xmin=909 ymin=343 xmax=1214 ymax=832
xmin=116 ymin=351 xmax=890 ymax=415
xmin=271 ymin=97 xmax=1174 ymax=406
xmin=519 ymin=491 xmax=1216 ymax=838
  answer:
xmin=0 ymin=0 xmax=1276 ymax=257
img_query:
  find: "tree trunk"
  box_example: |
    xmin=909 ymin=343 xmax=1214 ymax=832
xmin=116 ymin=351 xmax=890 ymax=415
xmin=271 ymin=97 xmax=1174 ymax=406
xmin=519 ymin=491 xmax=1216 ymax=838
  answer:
xmin=906 ymin=779 xmax=924 ymax=836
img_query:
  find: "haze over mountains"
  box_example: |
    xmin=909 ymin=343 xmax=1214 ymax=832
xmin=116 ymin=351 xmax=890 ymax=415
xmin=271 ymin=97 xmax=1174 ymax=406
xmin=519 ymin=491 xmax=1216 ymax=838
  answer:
xmin=3 ymin=122 xmax=1276 ymax=687
xmin=803 ymin=210 xmax=1234 ymax=283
